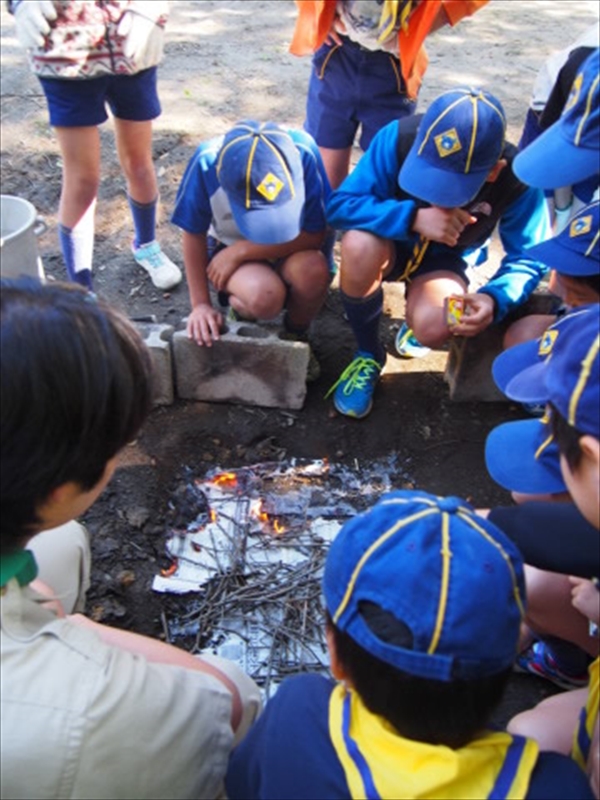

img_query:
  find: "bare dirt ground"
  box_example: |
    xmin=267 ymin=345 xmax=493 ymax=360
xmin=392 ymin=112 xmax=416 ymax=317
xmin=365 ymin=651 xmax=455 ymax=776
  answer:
xmin=2 ymin=0 xmax=599 ymax=725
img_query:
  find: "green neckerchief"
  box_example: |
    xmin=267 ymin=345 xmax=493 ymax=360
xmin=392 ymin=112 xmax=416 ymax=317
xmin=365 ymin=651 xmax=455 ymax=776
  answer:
xmin=0 ymin=549 xmax=38 ymax=588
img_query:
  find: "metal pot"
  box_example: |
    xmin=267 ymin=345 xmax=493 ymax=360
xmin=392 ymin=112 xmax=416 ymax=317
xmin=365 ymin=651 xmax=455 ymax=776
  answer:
xmin=0 ymin=195 xmax=47 ymax=281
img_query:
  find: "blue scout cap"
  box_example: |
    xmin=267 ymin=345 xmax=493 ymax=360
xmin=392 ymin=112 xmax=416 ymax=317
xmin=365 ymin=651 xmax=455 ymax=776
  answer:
xmin=513 ymin=48 xmax=600 ymax=189
xmin=545 ymin=305 xmax=600 ymax=437
xmin=398 ymin=88 xmax=506 ymax=208
xmin=486 ymin=306 xmax=599 ymax=493
xmin=216 ymin=120 xmax=305 ymax=244
xmin=492 ymin=305 xmax=596 ymax=403
xmin=323 ymin=490 xmax=525 ymax=681
xmin=485 ymin=417 xmax=567 ymax=494
xmin=526 ymin=199 xmax=600 ymax=276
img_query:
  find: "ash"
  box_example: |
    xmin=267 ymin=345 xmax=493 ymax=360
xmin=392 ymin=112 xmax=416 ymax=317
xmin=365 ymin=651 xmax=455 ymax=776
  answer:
xmin=153 ymin=456 xmax=411 ymax=697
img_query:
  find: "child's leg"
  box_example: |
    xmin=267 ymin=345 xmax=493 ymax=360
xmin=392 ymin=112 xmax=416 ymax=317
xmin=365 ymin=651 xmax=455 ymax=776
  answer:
xmin=508 ymin=687 xmax=587 ymax=753
xmin=226 ymin=261 xmax=287 ymax=320
xmin=525 ymin=565 xmax=600 ymax=657
xmin=338 ymin=230 xmax=395 ymax=363
xmin=113 ymin=118 xmax=158 ymax=246
xmin=113 ymin=114 xmax=181 ymax=290
xmin=318 ymin=146 xmax=353 ymax=190
xmin=28 ymin=521 xmax=91 ymax=615
xmin=503 ymin=314 xmax=557 ymax=350
xmin=54 ymin=126 xmax=101 ymax=289
xmin=279 ymin=250 xmax=331 ymax=331
xmin=405 ymin=270 xmax=468 ymax=349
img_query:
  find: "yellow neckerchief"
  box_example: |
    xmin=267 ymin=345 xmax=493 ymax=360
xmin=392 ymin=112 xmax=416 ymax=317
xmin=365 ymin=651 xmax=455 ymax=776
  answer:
xmin=329 ymin=684 xmax=539 ymax=799
xmin=573 ymin=656 xmax=599 ymax=770
xmin=378 ymin=0 xmax=416 ymax=42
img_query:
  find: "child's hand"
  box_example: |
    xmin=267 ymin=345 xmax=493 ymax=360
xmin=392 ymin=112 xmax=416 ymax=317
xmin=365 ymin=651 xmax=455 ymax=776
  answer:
xmin=448 ymin=293 xmax=495 ymax=337
xmin=187 ymin=304 xmax=223 ymax=347
xmin=412 ymin=207 xmax=476 ymax=246
xmin=325 ymin=12 xmax=346 ymax=45
xmin=207 ymin=248 xmax=242 ymax=292
xmin=569 ymin=576 xmax=600 ymax=626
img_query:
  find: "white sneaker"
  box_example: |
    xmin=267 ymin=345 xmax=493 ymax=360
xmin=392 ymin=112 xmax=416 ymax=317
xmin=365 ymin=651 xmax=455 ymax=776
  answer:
xmin=132 ymin=240 xmax=182 ymax=290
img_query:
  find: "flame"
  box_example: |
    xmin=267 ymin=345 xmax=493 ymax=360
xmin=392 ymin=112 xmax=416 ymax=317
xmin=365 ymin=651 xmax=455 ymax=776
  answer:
xmin=211 ymin=472 xmax=238 ymax=487
xmin=160 ymin=559 xmax=178 ymax=577
xmin=209 ymin=509 xmax=217 ymax=523
xmin=249 ymin=498 xmax=286 ymax=534
xmin=250 ymin=498 xmax=269 ymax=523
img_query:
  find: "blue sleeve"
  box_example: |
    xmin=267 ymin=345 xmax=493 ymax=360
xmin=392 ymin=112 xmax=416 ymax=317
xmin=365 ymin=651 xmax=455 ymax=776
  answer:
xmin=526 ymin=752 xmax=594 ymax=799
xmin=226 ymin=674 xmax=348 ymax=800
xmin=326 ymin=122 xmax=418 ymax=240
xmin=488 ymin=502 xmax=600 ymax=579
xmin=171 ymin=142 xmax=218 ymax=235
xmin=294 ymin=130 xmax=331 ymax=234
xmin=477 ymin=186 xmax=551 ymax=322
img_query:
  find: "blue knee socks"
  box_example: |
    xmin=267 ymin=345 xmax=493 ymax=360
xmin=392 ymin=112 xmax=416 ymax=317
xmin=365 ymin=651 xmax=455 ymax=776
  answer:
xmin=128 ymin=195 xmax=157 ymax=249
xmin=341 ymin=287 xmax=386 ymax=365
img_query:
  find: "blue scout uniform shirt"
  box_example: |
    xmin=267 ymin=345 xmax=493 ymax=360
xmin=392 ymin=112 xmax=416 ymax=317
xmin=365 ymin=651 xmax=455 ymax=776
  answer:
xmin=573 ymin=657 xmax=599 ymax=771
xmin=225 ymin=673 xmax=594 ymax=800
xmin=326 ymin=117 xmax=551 ymax=322
xmin=172 ymin=128 xmax=331 ymax=246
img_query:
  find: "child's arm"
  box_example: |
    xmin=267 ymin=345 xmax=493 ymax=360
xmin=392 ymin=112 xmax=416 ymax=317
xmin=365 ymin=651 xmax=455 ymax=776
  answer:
xmin=570 ymin=576 xmax=600 ymax=627
xmin=207 ymin=229 xmax=326 ymax=291
xmin=182 ymin=230 xmax=223 ymax=347
xmin=68 ymin=613 xmax=247 ymax=732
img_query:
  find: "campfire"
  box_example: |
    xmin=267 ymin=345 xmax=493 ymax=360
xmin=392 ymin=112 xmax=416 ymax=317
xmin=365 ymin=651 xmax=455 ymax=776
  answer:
xmin=153 ymin=457 xmax=411 ymax=696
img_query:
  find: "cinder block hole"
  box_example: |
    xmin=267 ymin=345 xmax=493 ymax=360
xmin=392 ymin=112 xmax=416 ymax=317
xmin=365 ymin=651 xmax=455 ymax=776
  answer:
xmin=236 ymin=325 xmax=271 ymax=339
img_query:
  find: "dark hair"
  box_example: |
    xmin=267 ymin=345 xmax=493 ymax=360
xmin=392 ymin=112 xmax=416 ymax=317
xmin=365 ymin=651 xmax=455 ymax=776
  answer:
xmin=549 ymin=401 xmax=585 ymax=472
xmin=1 ymin=278 xmax=153 ymax=550
xmin=327 ymin=610 xmax=511 ymax=749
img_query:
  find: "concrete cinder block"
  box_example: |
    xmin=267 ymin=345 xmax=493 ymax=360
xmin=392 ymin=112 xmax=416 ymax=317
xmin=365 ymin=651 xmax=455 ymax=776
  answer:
xmin=136 ymin=322 xmax=175 ymax=406
xmin=444 ymin=292 xmax=558 ymax=402
xmin=173 ymin=321 xmax=309 ymax=410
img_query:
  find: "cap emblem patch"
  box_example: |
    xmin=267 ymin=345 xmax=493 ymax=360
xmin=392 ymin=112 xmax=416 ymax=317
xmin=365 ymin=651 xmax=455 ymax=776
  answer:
xmin=538 ymin=328 xmax=558 ymax=356
xmin=565 ymin=73 xmax=583 ymax=112
xmin=256 ymin=172 xmax=285 ymax=202
xmin=434 ymin=128 xmax=462 ymax=158
xmin=570 ymin=215 xmax=592 ymax=237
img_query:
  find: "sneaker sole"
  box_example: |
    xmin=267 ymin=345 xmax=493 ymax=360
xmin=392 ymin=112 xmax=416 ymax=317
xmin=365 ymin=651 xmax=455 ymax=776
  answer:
xmin=513 ymin=657 xmax=589 ymax=691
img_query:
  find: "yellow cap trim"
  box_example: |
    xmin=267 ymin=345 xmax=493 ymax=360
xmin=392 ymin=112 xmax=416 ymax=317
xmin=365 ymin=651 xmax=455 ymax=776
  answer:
xmin=456 ymin=511 xmax=526 ymax=619
xmin=586 ymin=230 xmax=599 ymax=257
xmin=569 ymin=334 xmax=600 ymax=426
xmin=259 ymin=135 xmax=295 ymax=199
xmin=216 ymin=131 xmax=253 ymax=176
xmin=576 ymin=74 xmax=600 ymax=147
xmin=417 ymin=93 xmax=471 ymax=156
xmin=332 ymin=503 xmax=437 ymax=624
xmin=478 ymin=93 xmax=507 ymax=130
xmin=465 ymin=96 xmax=478 ymax=174
xmin=245 ymin=136 xmax=260 ymax=209
xmin=534 ymin=430 xmax=554 ymax=464
xmin=427 ymin=512 xmax=452 ymax=654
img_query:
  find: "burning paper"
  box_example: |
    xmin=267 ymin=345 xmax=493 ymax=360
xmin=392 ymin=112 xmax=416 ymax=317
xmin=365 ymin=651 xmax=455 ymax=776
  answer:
xmin=153 ymin=457 xmax=411 ymax=695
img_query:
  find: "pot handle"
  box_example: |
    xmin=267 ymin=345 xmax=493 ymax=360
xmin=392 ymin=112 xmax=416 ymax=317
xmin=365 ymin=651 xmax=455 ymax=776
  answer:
xmin=34 ymin=216 xmax=47 ymax=237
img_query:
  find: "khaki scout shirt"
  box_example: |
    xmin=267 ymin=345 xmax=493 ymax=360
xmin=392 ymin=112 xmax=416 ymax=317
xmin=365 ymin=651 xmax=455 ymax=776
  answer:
xmin=1 ymin=579 xmax=235 ymax=799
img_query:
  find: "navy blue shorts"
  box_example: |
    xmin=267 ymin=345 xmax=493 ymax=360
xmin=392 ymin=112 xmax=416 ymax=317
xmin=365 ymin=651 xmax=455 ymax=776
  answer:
xmin=38 ymin=67 xmax=161 ymax=127
xmin=387 ymin=242 xmax=469 ymax=285
xmin=305 ymin=37 xmax=416 ymax=151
